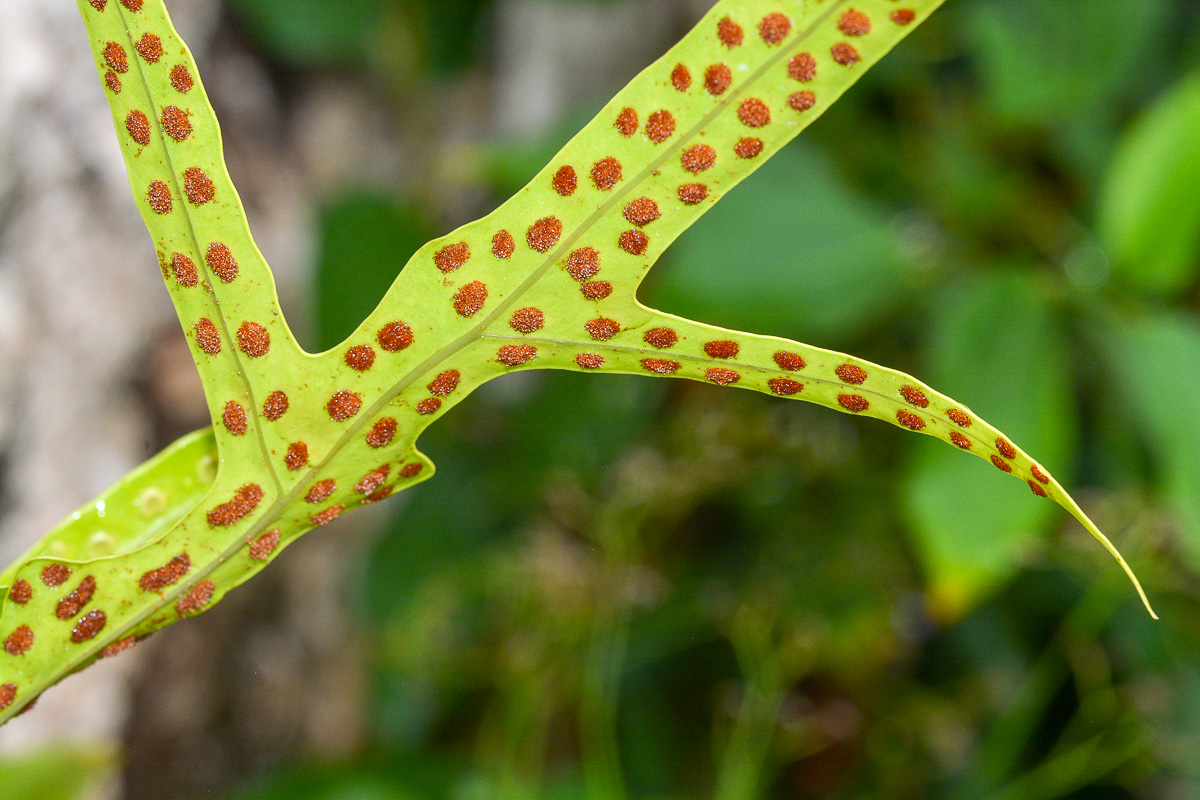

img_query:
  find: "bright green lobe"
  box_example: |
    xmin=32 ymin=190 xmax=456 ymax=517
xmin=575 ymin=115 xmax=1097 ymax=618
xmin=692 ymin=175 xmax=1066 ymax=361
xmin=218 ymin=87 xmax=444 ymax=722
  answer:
xmin=0 ymin=0 xmax=1153 ymax=725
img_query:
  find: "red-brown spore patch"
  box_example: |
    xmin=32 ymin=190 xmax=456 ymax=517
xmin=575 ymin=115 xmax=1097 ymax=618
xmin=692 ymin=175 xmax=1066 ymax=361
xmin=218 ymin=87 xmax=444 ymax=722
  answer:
xmin=566 ymin=248 xmax=600 ymax=281
xmin=581 ymin=281 xmax=612 ymax=300
xmin=586 ymin=318 xmax=620 ymax=341
xmin=642 ymin=358 xmax=681 ymax=374
xmin=41 ymin=564 xmax=71 ymax=588
xmin=236 ymin=321 xmax=271 ymax=358
xmin=306 ymin=479 xmax=336 ymax=504
xmin=453 ymin=281 xmax=488 ymax=317
xmin=704 ymin=64 xmax=732 ymax=95
xmin=248 ymin=530 xmax=281 ymax=561
xmin=434 ymin=242 xmax=470 ymax=273
xmin=285 ymin=442 xmax=309 ymax=471
xmin=552 ymin=165 xmax=578 ymax=196
xmin=172 ymin=253 xmax=198 ymax=287
xmin=120 ymin=0 xmax=143 ymax=9
xmin=645 ymin=110 xmax=675 ymax=143
xmin=947 ymin=409 xmax=972 ymax=427
xmin=103 ymin=42 xmax=128 ymax=73
xmin=222 ymin=401 xmax=247 ymax=436
xmin=624 ymin=198 xmax=661 ymax=226
xmin=0 ymin=684 xmax=15 ymax=712
xmin=995 ymin=438 xmax=1017 ymax=459
xmin=899 ymin=385 xmax=929 ymax=408
xmin=176 ymin=581 xmax=214 ymax=616
xmin=416 ymin=398 xmax=442 ymax=415
xmin=104 ymin=70 xmax=121 ymax=93
xmin=345 ymin=344 xmax=375 ymax=371
xmin=704 ymin=340 xmax=739 ymax=359
xmin=90 ymin=0 xmax=107 ymax=9
xmin=788 ymin=52 xmax=817 ymax=82
xmin=950 ymin=432 xmax=972 ymax=449
xmin=717 ymin=16 xmax=744 ymax=46
xmin=891 ymin=9 xmax=916 ymax=25
xmin=492 ymin=230 xmax=515 ymax=259
xmin=677 ymin=183 xmax=709 ymax=205
xmin=788 ymin=91 xmax=816 ymax=112
xmin=835 ymin=364 xmax=868 ymax=384
xmin=759 ymin=12 xmax=791 ymax=44
xmin=896 ymin=410 xmax=926 ymax=431
xmin=170 ymin=64 xmax=194 ymax=92
xmin=125 ymin=110 xmax=150 ymax=145
xmin=838 ymin=394 xmax=869 ymax=412
xmin=378 ymin=321 xmax=413 ymax=351
xmin=619 ymin=230 xmax=649 ymax=255
xmin=4 ymin=626 xmax=33 ymax=656
xmin=135 ymin=33 xmax=163 ymax=63
xmin=194 ymin=318 xmax=220 ymax=354
xmin=991 ymin=455 xmax=1013 ymax=473
xmin=643 ymin=327 xmax=678 ymax=348
xmin=590 ymin=157 xmax=622 ymax=190
xmin=327 ymin=390 xmax=363 ymax=421
xmin=832 ymin=42 xmax=861 ymax=66
xmin=183 ymin=167 xmax=214 ymax=205
xmin=774 ymin=351 xmax=806 ymax=370
xmin=206 ymin=484 xmax=264 ymax=527
xmin=101 ymin=636 xmax=137 ymax=659
xmin=206 ymin=242 xmax=238 ymax=283
xmin=498 ymin=345 xmax=538 ymax=366
xmin=615 ymin=107 xmax=638 ymax=136
xmin=356 ymin=465 xmax=391 ymax=495
xmin=838 ymin=9 xmax=871 ymax=36
xmin=576 ymin=353 xmax=605 ymax=369
xmin=139 ymin=554 xmax=190 ymax=592
xmin=364 ymin=487 xmax=393 ymax=504
xmin=671 ymin=63 xmax=692 ymax=91
xmin=738 ymin=99 xmax=771 ymax=128
xmin=366 ymin=418 xmax=397 ymax=448
xmin=160 ymin=105 xmax=191 ymax=140
xmin=510 ymin=307 xmax=545 ymax=333
xmin=311 ymin=506 xmax=344 ymax=526
xmin=1031 ymin=464 xmax=1050 ymax=485
xmin=681 ymin=144 xmax=716 ymax=174
xmin=428 ymin=369 xmax=461 ymax=396
xmin=1028 ymin=480 xmax=1049 ymax=498
xmin=706 ymin=368 xmax=740 ymax=385
xmin=263 ymin=391 xmax=289 ymax=421
xmin=147 ymin=181 xmax=173 ymax=214
xmin=400 ymin=463 xmax=423 ymax=478
xmin=527 ymin=217 xmax=563 ymax=253
xmin=769 ymin=378 xmax=803 ymax=395
xmin=71 ymin=610 xmax=107 ymax=643
xmin=9 ymin=580 xmax=31 ymax=606
xmin=735 ymin=137 xmax=764 ymax=159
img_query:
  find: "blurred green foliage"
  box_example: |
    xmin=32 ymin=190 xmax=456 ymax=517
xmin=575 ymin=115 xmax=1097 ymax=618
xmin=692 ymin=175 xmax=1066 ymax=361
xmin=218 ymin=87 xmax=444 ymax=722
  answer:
xmin=211 ymin=0 xmax=1200 ymax=797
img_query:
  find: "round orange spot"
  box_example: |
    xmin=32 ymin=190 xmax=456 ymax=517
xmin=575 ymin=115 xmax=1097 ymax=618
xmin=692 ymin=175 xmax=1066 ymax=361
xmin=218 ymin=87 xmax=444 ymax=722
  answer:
xmin=135 ymin=32 xmax=163 ymax=63
xmin=566 ymin=247 xmax=600 ymax=281
xmin=758 ymin=13 xmax=791 ymax=44
xmin=527 ymin=217 xmax=563 ymax=253
xmin=366 ymin=418 xmax=397 ymax=448
xmin=378 ymin=321 xmax=413 ymax=351
xmin=103 ymin=42 xmax=128 ymax=73
xmin=416 ymin=398 xmax=441 ymax=415
xmin=183 ymin=167 xmax=215 ymax=205
xmin=170 ymin=64 xmax=194 ymax=92
xmin=0 ymin=684 xmax=15 ymax=712
xmin=645 ymin=110 xmax=675 ymax=143
xmin=995 ymin=438 xmax=1017 ymax=459
xmin=172 ymin=253 xmax=198 ymax=287
xmin=125 ymin=110 xmax=150 ymax=145
xmin=345 ymin=344 xmax=375 ymax=371
xmin=619 ymin=229 xmax=649 ymax=255
xmin=644 ymin=327 xmax=678 ymax=348
xmin=704 ymin=64 xmax=732 ymax=95
xmin=835 ymin=364 xmax=868 ymax=384
xmin=947 ymin=409 xmax=972 ymax=427
xmin=147 ymin=181 xmax=173 ymax=214
xmin=285 ymin=442 xmax=309 ymax=471
xmin=498 ymin=345 xmax=538 ymax=366
xmin=704 ymin=340 xmax=739 ymax=359
xmin=434 ymin=242 xmax=470 ymax=273
xmin=735 ymin=137 xmax=764 ymax=158
xmin=576 ymin=353 xmax=605 ymax=369
xmin=89 ymin=0 xmax=107 ymax=9
xmin=591 ymin=156 xmax=623 ymax=190
xmin=580 ymin=280 xmax=612 ymax=300
xmin=104 ymin=70 xmax=122 ymax=93
xmin=222 ymin=401 xmax=247 ymax=435
xmin=400 ymin=463 xmax=423 ymax=478
xmin=205 ymin=242 xmax=238 ymax=283
xmin=306 ymin=479 xmax=336 ymax=504
xmin=769 ymin=378 xmax=803 ymax=395
xmin=706 ymin=368 xmax=740 ymax=385
xmin=991 ymin=455 xmax=1013 ymax=473
xmin=248 ymin=530 xmax=280 ymax=561
xmin=236 ymin=321 xmax=270 ymax=358
xmin=4 ymin=626 xmax=33 ymax=656
xmin=832 ymin=42 xmax=861 ymax=66
xmin=492 ymin=230 xmax=515 ymax=258
xmin=310 ymin=506 xmax=344 ymax=527
xmin=717 ymin=16 xmax=744 ymax=46
xmin=41 ymin=564 xmax=71 ymax=587
xmin=788 ymin=52 xmax=817 ymax=82
xmin=585 ymin=318 xmax=620 ymax=340
xmin=160 ymin=105 xmax=191 ymax=140
xmin=899 ymin=385 xmax=929 ymax=408
xmin=194 ymin=318 xmax=220 ymax=354
xmin=120 ymin=0 xmax=142 ymax=9
xmin=891 ymin=9 xmax=916 ymax=25
xmin=624 ymin=197 xmax=661 ymax=226
xmin=9 ymin=580 xmax=31 ymax=605
xmin=671 ymin=63 xmax=691 ymax=91
xmin=642 ymin=358 xmax=680 ymax=374
xmin=262 ymin=391 xmax=289 ymax=421
xmin=677 ymin=183 xmax=708 ymax=205
xmin=615 ymin=107 xmax=638 ymax=136
xmin=681 ymin=144 xmax=716 ymax=174
xmin=896 ymin=410 xmax=925 ymax=431
xmin=838 ymin=394 xmax=869 ymax=412
xmin=428 ymin=369 xmax=461 ymax=396
xmin=553 ymin=165 xmax=578 ymax=196
xmin=356 ymin=466 xmax=390 ymax=495
xmin=176 ymin=581 xmax=214 ymax=616
xmin=838 ymin=9 xmax=871 ymax=36
xmin=788 ymin=91 xmax=816 ymax=112
xmin=453 ymin=281 xmax=488 ymax=317
xmin=950 ymin=432 xmax=971 ymax=449
xmin=774 ymin=351 xmax=805 ymax=371
xmin=738 ymin=98 xmax=771 ymax=127
xmin=71 ymin=610 xmax=107 ymax=643
xmin=510 ymin=307 xmax=545 ymax=333
xmin=327 ymin=390 xmax=362 ymax=421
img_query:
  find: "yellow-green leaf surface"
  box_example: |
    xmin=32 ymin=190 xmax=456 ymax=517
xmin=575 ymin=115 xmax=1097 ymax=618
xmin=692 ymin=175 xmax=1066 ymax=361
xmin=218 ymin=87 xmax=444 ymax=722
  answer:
xmin=0 ymin=0 xmax=1154 ymax=724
